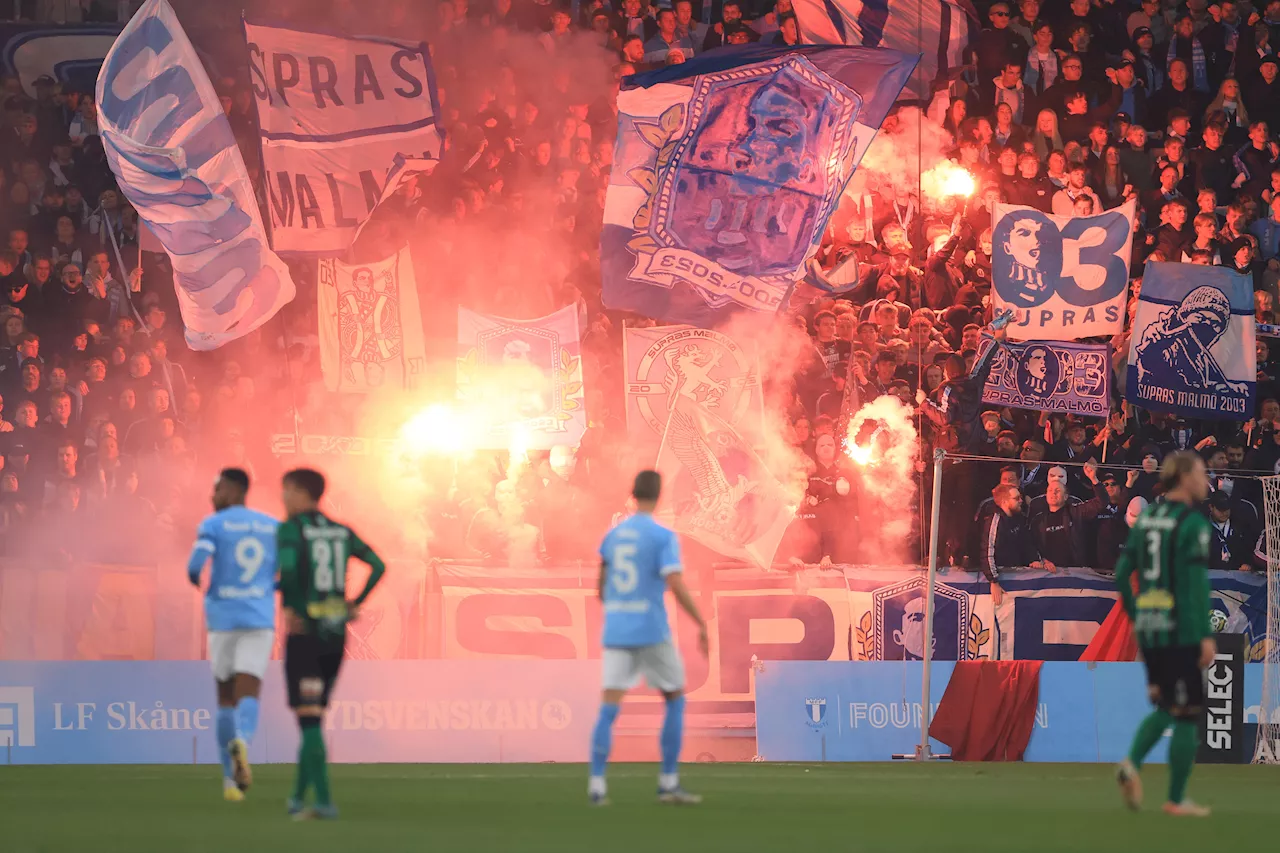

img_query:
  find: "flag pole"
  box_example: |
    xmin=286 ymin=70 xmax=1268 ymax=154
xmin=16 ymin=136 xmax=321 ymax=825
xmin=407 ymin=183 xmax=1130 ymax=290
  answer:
xmin=917 ymin=446 xmax=945 ymax=760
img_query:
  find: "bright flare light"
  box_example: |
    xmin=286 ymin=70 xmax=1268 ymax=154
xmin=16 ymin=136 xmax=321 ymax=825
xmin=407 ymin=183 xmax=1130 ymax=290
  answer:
xmin=400 ymin=404 xmax=471 ymax=457
xmin=922 ymin=161 xmax=976 ymax=200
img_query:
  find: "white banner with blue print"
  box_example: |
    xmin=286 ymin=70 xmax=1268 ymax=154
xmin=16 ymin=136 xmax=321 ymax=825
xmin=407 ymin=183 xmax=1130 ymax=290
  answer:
xmin=1126 ymin=262 xmax=1256 ymax=420
xmin=601 ymin=45 xmax=917 ymax=328
xmin=245 ymin=20 xmax=443 ymax=255
xmin=981 ymin=340 xmax=1112 ymax=416
xmin=992 ymin=199 xmax=1136 ymax=341
xmin=96 ymin=0 xmax=296 ymax=351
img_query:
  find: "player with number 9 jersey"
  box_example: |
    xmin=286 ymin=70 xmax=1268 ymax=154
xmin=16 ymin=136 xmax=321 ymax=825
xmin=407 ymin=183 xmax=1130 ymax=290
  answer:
xmin=599 ymin=514 xmax=681 ymax=648
xmin=192 ymin=506 xmax=279 ymax=633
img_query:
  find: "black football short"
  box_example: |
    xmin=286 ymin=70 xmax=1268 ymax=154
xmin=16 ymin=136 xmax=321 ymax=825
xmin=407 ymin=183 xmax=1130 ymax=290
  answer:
xmin=285 ymin=633 xmax=345 ymax=710
xmin=1141 ymin=645 xmax=1205 ymax=716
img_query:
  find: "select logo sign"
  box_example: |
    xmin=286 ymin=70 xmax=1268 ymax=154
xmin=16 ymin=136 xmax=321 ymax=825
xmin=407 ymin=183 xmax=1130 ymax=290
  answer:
xmin=1200 ymin=633 xmax=1245 ymax=764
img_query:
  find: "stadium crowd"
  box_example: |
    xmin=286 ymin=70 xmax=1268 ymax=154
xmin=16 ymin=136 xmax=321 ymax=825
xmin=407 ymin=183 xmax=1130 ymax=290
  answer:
xmin=1 ymin=0 xmax=1279 ymax=577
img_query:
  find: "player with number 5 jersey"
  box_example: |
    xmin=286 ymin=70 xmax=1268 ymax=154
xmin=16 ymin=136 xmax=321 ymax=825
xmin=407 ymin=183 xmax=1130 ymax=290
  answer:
xmin=276 ymin=467 xmax=386 ymax=820
xmin=187 ymin=468 xmax=279 ymax=802
xmin=589 ymin=470 xmax=708 ymax=807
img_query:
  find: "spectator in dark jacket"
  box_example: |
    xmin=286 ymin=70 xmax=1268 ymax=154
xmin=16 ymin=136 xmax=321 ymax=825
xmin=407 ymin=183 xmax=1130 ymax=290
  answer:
xmin=1207 ymin=488 xmax=1262 ymax=571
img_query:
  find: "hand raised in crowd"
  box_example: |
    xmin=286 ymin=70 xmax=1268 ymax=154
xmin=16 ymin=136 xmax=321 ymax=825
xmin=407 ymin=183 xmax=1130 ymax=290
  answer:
xmin=1083 ymin=458 xmax=1099 ymax=484
xmin=1127 ymin=469 xmax=1141 ymax=488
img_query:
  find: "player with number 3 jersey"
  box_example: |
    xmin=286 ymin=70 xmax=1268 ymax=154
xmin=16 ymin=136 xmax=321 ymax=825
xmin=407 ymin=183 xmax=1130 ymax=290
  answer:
xmin=588 ymin=470 xmax=708 ymax=807
xmin=187 ymin=468 xmax=279 ymax=802
xmin=1114 ymin=451 xmax=1215 ymax=818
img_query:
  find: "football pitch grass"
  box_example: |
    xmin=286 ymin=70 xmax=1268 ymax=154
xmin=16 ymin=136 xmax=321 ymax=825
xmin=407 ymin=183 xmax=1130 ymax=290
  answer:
xmin=0 ymin=762 xmax=1274 ymax=852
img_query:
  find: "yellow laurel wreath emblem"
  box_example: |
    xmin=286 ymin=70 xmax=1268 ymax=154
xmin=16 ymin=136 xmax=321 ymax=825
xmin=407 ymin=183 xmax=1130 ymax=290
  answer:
xmin=855 ymin=611 xmax=874 ymax=660
xmin=967 ymin=612 xmax=991 ymax=660
xmin=555 ymin=346 xmax=583 ymax=422
xmin=626 ymin=103 xmax=686 ymax=255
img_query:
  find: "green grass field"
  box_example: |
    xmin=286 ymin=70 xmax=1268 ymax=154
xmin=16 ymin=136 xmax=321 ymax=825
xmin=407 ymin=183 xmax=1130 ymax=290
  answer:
xmin=0 ymin=762 xmax=1274 ymax=852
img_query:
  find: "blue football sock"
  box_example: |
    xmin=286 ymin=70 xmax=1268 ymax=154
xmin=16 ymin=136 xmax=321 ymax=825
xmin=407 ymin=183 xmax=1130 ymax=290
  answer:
xmin=235 ymin=696 xmax=260 ymax=744
xmin=590 ymin=703 xmax=620 ymax=778
xmin=216 ymin=707 xmax=235 ymax=780
xmin=660 ymin=695 xmax=685 ymax=777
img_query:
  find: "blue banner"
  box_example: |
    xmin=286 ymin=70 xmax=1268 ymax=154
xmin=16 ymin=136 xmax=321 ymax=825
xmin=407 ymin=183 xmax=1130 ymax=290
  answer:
xmin=756 ymin=661 xmax=1270 ymax=762
xmin=601 ymin=45 xmax=916 ymax=327
xmin=0 ymin=660 xmax=599 ymax=764
xmin=981 ymin=339 xmax=1111 ymax=415
xmin=991 ymin=200 xmax=1136 ymax=341
xmin=1127 ymin=262 xmax=1256 ymax=419
xmin=96 ymin=0 xmax=296 ymax=350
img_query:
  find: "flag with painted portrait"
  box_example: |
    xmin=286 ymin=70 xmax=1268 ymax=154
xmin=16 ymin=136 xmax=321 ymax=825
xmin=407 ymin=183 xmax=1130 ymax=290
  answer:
xmin=456 ymin=306 xmax=586 ymax=450
xmin=602 ymin=45 xmax=916 ymax=328
xmin=991 ymin=199 xmax=1136 ymax=341
xmin=318 ymin=247 xmax=426 ymax=392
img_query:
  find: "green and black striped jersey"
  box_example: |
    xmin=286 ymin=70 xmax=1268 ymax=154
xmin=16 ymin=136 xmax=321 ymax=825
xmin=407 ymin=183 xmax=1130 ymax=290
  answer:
xmin=277 ymin=511 xmax=385 ymax=639
xmin=1114 ymin=501 xmax=1212 ymax=648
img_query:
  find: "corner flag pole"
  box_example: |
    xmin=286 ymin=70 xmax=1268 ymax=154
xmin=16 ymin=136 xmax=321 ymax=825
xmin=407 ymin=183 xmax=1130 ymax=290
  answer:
xmin=918 ymin=447 xmax=946 ymax=760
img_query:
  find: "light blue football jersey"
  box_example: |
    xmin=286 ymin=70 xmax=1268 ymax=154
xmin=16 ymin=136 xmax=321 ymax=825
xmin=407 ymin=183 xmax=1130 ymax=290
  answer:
xmin=599 ymin=513 xmax=682 ymax=648
xmin=187 ymin=505 xmax=279 ymax=632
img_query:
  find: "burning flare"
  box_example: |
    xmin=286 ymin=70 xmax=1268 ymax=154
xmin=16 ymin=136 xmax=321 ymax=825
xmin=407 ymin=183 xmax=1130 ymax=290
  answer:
xmin=921 ymin=160 xmax=976 ymax=200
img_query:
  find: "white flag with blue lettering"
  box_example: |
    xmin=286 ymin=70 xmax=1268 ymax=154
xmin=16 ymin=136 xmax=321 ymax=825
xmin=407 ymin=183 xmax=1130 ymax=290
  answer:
xmin=97 ymin=0 xmax=295 ymax=350
xmin=244 ymin=21 xmax=443 ymax=255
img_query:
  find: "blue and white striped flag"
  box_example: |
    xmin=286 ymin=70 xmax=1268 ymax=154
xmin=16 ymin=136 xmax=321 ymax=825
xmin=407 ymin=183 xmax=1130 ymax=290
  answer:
xmin=792 ymin=0 xmax=977 ymax=100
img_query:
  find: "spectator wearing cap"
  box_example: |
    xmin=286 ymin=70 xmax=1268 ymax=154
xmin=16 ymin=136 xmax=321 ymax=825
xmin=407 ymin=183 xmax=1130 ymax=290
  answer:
xmin=1245 ymin=56 xmax=1280 ymax=132
xmin=1208 ymin=488 xmax=1262 ymax=571
xmin=1104 ymin=59 xmax=1148 ymax=128
xmin=853 ymin=237 xmax=922 ymax=308
xmin=1127 ymin=0 xmax=1168 ymax=46
xmin=1083 ymin=462 xmax=1140 ymax=572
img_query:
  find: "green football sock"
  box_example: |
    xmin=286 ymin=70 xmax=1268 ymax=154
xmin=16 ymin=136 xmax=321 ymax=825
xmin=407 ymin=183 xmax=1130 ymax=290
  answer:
xmin=292 ymin=736 xmax=311 ymax=802
xmin=1167 ymin=719 xmax=1199 ymax=804
xmin=1127 ymin=709 xmax=1173 ymax=770
xmin=303 ymin=725 xmax=331 ymax=807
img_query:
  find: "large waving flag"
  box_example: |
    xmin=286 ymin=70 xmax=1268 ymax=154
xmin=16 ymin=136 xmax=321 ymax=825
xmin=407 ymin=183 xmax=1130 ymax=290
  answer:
xmin=793 ymin=0 xmax=978 ymax=100
xmin=244 ymin=21 xmax=443 ymax=254
xmin=656 ymin=395 xmax=795 ymax=569
xmin=1127 ymin=262 xmax=1256 ymax=420
xmin=97 ymin=0 xmax=295 ymax=350
xmin=602 ymin=45 xmax=916 ymax=328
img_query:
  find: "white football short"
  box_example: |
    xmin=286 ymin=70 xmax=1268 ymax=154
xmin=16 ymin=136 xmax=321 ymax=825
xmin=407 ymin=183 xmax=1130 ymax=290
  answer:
xmin=601 ymin=641 xmax=685 ymax=693
xmin=208 ymin=629 xmax=274 ymax=682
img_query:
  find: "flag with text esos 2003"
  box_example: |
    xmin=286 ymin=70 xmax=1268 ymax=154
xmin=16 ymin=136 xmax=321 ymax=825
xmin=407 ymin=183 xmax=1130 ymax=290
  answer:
xmin=96 ymin=0 xmax=295 ymax=350
xmin=244 ymin=20 xmax=442 ymax=255
xmin=1126 ymin=262 xmax=1255 ymax=420
xmin=602 ymin=45 xmax=916 ymax=328
xmin=991 ymin=199 xmax=1136 ymax=341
